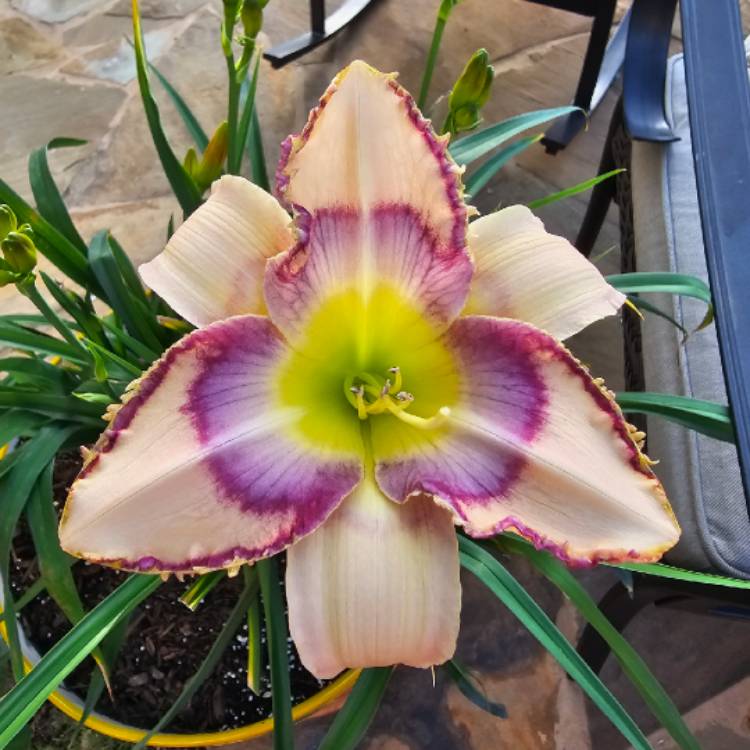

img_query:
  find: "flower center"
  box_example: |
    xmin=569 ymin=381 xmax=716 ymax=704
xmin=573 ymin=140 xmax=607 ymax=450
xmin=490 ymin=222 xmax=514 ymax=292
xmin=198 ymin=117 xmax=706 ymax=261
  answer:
xmin=343 ymin=366 xmax=450 ymax=429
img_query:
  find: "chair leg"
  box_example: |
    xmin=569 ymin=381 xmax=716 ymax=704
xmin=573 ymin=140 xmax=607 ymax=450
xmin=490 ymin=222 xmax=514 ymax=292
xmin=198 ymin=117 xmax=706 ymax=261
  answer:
xmin=575 ymin=98 xmax=623 ymax=256
xmin=542 ymin=0 xmax=618 ymax=154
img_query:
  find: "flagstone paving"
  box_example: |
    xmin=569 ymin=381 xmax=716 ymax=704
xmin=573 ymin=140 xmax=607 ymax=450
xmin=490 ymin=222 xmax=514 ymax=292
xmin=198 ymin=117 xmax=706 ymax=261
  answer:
xmin=2 ymin=1 xmax=750 ymax=748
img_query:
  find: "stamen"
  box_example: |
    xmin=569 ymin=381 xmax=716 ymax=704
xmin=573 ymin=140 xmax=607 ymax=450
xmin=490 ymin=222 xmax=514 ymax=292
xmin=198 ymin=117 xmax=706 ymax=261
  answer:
xmin=388 ymin=366 xmax=403 ymax=392
xmin=344 ymin=366 xmax=447 ymax=429
xmin=350 ymin=386 xmax=368 ymax=420
xmin=385 ymin=402 xmax=451 ymax=430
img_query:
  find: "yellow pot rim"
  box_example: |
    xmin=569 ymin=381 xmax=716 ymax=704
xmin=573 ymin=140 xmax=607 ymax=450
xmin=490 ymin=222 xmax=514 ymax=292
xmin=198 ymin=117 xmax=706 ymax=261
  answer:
xmin=0 ymin=608 xmax=359 ymax=747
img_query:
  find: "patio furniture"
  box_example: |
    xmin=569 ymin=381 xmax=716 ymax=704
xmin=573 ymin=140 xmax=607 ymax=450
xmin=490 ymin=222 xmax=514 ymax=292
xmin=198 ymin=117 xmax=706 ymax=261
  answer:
xmin=263 ymin=0 xmax=377 ymax=67
xmin=564 ymin=0 xmax=750 ymax=670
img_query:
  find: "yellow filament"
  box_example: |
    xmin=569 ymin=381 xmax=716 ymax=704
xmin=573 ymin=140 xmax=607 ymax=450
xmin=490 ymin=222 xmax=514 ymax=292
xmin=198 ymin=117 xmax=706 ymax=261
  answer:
xmin=385 ymin=403 xmax=451 ymax=430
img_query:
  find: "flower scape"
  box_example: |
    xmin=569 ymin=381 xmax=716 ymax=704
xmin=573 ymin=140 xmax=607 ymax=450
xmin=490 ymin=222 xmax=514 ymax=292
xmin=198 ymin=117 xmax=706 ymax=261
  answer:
xmin=59 ymin=61 xmax=680 ymax=680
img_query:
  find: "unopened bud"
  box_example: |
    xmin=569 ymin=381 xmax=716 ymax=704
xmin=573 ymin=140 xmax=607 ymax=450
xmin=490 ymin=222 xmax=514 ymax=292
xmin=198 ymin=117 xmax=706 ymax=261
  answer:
xmin=186 ymin=121 xmax=229 ymax=194
xmin=240 ymin=0 xmax=264 ymax=40
xmin=1 ymin=231 xmax=37 ymax=275
xmin=445 ymin=49 xmax=494 ymax=135
xmin=183 ymin=147 xmax=199 ymax=177
xmin=196 ymin=121 xmax=228 ymax=190
xmin=0 ymin=205 xmax=17 ymax=239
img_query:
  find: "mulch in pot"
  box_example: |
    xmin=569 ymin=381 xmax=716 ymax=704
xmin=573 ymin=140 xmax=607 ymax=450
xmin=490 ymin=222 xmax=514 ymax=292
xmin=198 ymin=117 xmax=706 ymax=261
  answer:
xmin=9 ymin=451 xmax=329 ymax=734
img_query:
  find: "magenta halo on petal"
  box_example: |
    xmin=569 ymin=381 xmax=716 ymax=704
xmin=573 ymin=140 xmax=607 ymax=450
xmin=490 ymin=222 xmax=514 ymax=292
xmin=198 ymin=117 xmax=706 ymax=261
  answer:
xmin=62 ymin=316 xmax=363 ymax=574
xmin=264 ymin=203 xmax=474 ymax=343
xmin=184 ymin=317 xmax=362 ymax=520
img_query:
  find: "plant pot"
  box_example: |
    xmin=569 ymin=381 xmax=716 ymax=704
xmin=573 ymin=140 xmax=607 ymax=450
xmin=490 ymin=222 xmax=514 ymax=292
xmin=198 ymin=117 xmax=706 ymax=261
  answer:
xmin=0 ymin=593 xmax=358 ymax=747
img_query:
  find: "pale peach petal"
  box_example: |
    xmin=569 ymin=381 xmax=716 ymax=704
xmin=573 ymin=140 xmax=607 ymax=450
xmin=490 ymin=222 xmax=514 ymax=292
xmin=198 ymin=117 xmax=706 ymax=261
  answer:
xmin=60 ymin=316 xmax=362 ymax=574
xmin=286 ymin=479 xmax=461 ymax=679
xmin=140 ymin=176 xmax=293 ymax=327
xmin=373 ymin=317 xmax=680 ymax=565
xmin=465 ymin=206 xmax=625 ymax=340
xmin=267 ymin=61 xmax=473 ymax=345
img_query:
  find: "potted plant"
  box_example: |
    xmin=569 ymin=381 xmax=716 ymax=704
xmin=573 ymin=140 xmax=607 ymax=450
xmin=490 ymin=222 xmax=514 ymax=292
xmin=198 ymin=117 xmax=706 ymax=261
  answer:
xmin=0 ymin=1 xmax=741 ymax=748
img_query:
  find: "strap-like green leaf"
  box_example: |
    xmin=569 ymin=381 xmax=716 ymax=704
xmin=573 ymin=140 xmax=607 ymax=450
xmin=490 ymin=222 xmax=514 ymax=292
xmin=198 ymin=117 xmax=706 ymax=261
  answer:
xmin=246 ymin=582 xmax=263 ymax=694
xmin=28 ymin=139 xmax=88 ymax=253
xmin=318 ymin=667 xmax=393 ymax=750
xmin=0 ymin=390 xmax=103 ymax=425
xmin=131 ymin=0 xmax=202 ymax=216
xmin=26 ymin=464 xmax=109 ymax=686
xmin=0 ymin=425 xmax=83 ymax=680
xmin=458 ymin=535 xmax=652 ymax=750
xmin=107 ymin=235 xmax=154 ymax=315
xmin=88 ymin=231 xmax=162 ymax=352
xmin=179 ymin=570 xmax=225 ymax=611
xmin=465 ymin=134 xmax=541 ymax=196
xmin=615 ymin=391 xmax=734 ymax=443
xmin=611 ymin=560 xmax=750 ymax=588
xmin=449 ymin=107 xmax=579 ymax=166
xmin=627 ymin=296 xmax=688 ymax=339
xmin=39 ymin=272 xmax=107 ymax=347
xmin=148 ymin=61 xmax=209 ymax=151
xmin=607 ymin=272 xmax=714 ymax=331
xmin=0 ymin=409 xmax=47 ymax=446
xmin=498 ymin=534 xmax=698 ymax=750
xmin=258 ymin=556 xmax=294 ymax=750
xmin=231 ymin=56 xmax=261 ymax=175
xmin=443 ymin=658 xmax=507 ymax=719
xmin=0 ymin=320 xmax=87 ymax=363
xmin=0 ymin=358 xmax=72 ymax=391
xmin=0 ymin=574 xmax=161 ymax=748
xmin=527 ymin=168 xmax=625 ymax=210
xmin=247 ymin=105 xmax=270 ymax=191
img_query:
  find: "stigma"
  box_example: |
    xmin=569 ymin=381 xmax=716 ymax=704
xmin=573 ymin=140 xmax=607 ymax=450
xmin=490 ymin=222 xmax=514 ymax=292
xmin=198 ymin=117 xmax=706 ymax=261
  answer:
xmin=344 ymin=366 xmax=450 ymax=430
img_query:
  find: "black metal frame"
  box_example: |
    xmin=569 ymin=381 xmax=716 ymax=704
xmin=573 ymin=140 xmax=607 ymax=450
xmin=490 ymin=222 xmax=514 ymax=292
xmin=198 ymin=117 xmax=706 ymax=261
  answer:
xmin=263 ymin=0 xmax=377 ymax=68
xmin=563 ymin=0 xmax=750 ymax=673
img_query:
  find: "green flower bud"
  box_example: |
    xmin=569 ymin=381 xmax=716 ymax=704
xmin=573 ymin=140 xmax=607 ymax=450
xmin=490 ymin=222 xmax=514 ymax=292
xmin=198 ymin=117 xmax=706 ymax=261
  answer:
xmin=240 ymin=0 xmax=264 ymax=40
xmin=1 ymin=230 xmax=37 ymax=275
xmin=183 ymin=147 xmax=199 ymax=178
xmin=0 ymin=205 xmax=17 ymax=240
xmin=445 ymin=49 xmax=494 ymax=135
xmin=0 ymin=269 xmax=16 ymax=288
xmin=452 ymin=103 xmax=481 ymax=132
xmin=438 ymin=0 xmax=462 ymax=22
xmin=196 ymin=121 xmax=229 ymax=190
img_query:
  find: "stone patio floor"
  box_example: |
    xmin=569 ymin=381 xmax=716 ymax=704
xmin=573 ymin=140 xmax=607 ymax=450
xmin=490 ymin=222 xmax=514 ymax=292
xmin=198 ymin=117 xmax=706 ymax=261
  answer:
xmin=2 ymin=0 xmax=750 ymax=748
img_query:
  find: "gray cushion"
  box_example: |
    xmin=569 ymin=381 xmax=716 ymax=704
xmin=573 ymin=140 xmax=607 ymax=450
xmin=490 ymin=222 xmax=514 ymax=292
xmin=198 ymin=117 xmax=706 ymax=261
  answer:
xmin=631 ymin=53 xmax=749 ymax=577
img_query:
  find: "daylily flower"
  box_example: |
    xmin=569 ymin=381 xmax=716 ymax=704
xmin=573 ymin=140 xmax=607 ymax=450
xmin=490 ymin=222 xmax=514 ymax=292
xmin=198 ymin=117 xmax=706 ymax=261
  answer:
xmin=60 ymin=61 xmax=679 ymax=679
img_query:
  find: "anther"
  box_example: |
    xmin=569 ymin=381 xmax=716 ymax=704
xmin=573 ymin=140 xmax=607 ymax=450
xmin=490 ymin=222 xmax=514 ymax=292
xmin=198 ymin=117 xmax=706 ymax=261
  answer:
xmin=395 ymin=391 xmax=413 ymax=402
xmin=388 ymin=366 xmax=403 ymax=392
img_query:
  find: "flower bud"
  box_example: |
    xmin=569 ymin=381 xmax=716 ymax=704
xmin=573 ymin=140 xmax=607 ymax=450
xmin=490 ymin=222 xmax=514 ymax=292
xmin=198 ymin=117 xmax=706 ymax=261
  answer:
xmin=0 ymin=204 xmax=17 ymax=239
xmin=240 ymin=0 xmax=265 ymax=40
xmin=445 ymin=49 xmax=494 ymax=135
xmin=196 ymin=121 xmax=229 ymax=190
xmin=1 ymin=230 xmax=37 ymax=275
xmin=186 ymin=121 xmax=229 ymax=194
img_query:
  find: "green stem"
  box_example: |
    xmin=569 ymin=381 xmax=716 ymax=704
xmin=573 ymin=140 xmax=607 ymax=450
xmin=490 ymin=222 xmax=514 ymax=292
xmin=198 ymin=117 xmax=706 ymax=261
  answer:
xmin=20 ymin=282 xmax=89 ymax=359
xmin=417 ymin=14 xmax=447 ymax=110
xmin=225 ymin=53 xmax=241 ymax=176
xmin=257 ymin=557 xmax=294 ymax=750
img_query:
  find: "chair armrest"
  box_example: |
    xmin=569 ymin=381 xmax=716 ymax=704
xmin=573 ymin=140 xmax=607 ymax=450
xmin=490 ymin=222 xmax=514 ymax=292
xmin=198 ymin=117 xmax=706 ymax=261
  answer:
xmin=680 ymin=0 xmax=750 ymax=513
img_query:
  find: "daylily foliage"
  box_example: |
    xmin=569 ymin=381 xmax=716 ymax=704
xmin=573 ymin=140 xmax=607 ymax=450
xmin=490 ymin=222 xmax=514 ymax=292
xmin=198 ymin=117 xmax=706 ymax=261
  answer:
xmin=60 ymin=62 xmax=679 ymax=679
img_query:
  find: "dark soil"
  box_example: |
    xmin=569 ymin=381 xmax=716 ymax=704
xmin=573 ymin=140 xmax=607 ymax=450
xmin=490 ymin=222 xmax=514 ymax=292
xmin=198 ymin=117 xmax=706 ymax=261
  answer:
xmin=10 ymin=451 xmax=328 ymax=734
